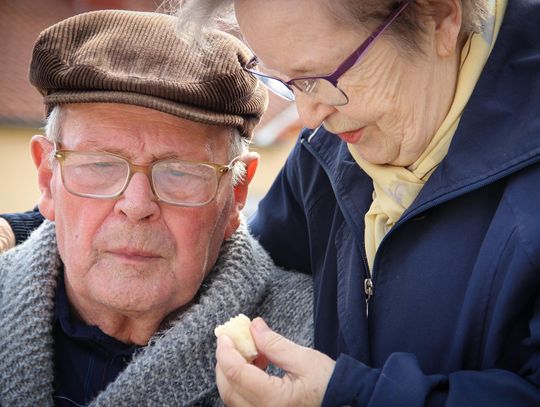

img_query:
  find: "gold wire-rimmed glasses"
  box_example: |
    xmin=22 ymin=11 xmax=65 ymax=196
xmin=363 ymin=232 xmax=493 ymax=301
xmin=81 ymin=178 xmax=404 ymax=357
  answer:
xmin=54 ymin=144 xmax=239 ymax=207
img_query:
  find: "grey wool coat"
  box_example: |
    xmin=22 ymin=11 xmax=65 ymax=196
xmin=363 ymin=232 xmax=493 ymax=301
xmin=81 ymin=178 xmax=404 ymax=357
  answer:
xmin=0 ymin=221 xmax=313 ymax=406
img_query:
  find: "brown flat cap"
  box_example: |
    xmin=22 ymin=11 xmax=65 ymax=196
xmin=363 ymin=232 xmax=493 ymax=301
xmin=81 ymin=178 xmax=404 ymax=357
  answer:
xmin=29 ymin=10 xmax=268 ymax=139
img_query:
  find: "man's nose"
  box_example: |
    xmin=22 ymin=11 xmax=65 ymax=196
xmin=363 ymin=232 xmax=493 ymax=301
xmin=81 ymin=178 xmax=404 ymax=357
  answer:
xmin=294 ymin=92 xmax=337 ymax=129
xmin=114 ymin=172 xmax=160 ymax=222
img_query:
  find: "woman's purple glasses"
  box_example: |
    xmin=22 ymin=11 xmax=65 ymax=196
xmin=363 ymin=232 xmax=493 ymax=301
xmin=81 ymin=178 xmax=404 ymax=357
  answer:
xmin=244 ymin=0 xmax=413 ymax=106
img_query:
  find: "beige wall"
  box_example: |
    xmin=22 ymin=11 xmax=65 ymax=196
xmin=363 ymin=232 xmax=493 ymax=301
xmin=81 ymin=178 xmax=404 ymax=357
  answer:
xmin=0 ymin=125 xmax=295 ymax=215
xmin=241 ymin=138 xmax=296 ymax=215
xmin=0 ymin=127 xmax=41 ymax=213
xmin=250 ymin=138 xmax=296 ymax=197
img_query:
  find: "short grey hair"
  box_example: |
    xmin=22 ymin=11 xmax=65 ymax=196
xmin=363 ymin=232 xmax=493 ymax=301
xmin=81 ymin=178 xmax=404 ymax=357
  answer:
xmin=175 ymin=0 xmax=490 ymax=53
xmin=44 ymin=105 xmax=248 ymax=186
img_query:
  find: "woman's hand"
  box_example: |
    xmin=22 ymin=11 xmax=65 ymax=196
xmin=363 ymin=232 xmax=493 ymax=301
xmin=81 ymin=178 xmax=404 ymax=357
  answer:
xmin=215 ymin=317 xmax=335 ymax=407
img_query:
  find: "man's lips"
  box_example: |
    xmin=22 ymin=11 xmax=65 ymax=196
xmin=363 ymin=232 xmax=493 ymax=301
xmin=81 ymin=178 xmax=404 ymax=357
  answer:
xmin=108 ymin=248 xmax=163 ymax=261
xmin=337 ymin=128 xmax=365 ymax=144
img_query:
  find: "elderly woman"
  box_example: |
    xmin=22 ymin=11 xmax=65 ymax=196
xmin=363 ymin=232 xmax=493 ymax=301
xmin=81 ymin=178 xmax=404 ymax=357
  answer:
xmin=175 ymin=0 xmax=540 ymax=406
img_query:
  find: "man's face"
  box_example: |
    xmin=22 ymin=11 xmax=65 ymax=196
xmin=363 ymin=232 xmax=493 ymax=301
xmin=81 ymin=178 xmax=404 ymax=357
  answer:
xmin=36 ymin=103 xmax=243 ymax=322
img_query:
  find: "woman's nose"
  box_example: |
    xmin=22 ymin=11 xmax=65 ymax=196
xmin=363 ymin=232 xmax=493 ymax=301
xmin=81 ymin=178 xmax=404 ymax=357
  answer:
xmin=294 ymin=92 xmax=337 ymax=129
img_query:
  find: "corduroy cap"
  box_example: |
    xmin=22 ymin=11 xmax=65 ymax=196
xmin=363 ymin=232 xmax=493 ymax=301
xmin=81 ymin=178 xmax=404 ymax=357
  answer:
xmin=29 ymin=10 xmax=268 ymax=139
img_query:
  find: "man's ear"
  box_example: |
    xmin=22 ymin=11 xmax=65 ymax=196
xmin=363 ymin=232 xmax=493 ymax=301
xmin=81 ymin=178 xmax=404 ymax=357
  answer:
xmin=30 ymin=135 xmax=56 ymax=221
xmin=223 ymin=152 xmax=259 ymax=239
xmin=429 ymin=0 xmax=462 ymax=57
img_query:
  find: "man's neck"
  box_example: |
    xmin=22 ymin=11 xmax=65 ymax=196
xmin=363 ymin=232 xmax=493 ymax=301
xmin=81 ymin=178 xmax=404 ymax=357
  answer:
xmin=64 ymin=283 xmax=167 ymax=346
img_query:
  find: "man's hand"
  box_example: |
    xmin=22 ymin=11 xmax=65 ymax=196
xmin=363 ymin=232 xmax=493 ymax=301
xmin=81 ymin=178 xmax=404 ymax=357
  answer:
xmin=215 ymin=317 xmax=335 ymax=406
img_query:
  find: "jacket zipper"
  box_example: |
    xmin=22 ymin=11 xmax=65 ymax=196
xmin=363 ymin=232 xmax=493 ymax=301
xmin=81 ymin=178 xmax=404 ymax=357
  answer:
xmin=364 ymin=277 xmax=374 ymax=317
xmin=302 ymin=129 xmax=374 ymax=317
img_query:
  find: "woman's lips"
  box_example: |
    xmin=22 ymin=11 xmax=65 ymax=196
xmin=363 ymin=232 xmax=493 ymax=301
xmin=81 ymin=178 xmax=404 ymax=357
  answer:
xmin=337 ymin=128 xmax=364 ymax=144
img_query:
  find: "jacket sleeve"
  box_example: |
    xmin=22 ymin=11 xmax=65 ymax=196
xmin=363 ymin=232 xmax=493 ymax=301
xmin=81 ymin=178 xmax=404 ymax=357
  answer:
xmin=323 ymin=351 xmax=540 ymax=406
xmin=0 ymin=206 xmax=45 ymax=246
xmin=249 ymin=138 xmax=312 ymax=274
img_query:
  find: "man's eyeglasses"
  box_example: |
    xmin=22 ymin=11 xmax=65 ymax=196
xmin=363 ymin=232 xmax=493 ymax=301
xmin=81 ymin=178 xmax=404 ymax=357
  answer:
xmin=54 ymin=145 xmax=239 ymax=207
xmin=244 ymin=0 xmax=413 ymax=106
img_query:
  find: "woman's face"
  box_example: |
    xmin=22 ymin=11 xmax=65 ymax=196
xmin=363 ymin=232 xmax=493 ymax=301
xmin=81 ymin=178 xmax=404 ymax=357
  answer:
xmin=235 ymin=0 xmax=459 ymax=166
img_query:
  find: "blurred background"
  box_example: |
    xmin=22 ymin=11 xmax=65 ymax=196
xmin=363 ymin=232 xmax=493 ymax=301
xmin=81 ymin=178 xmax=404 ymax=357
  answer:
xmin=0 ymin=0 xmax=301 ymax=216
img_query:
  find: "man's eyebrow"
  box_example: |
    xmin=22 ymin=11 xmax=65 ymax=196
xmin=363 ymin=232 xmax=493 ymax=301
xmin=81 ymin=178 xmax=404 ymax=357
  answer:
xmin=79 ymin=142 xmax=180 ymax=161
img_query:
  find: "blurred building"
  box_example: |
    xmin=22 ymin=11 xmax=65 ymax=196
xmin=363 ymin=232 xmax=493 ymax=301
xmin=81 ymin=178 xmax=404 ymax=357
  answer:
xmin=0 ymin=0 xmax=300 ymax=215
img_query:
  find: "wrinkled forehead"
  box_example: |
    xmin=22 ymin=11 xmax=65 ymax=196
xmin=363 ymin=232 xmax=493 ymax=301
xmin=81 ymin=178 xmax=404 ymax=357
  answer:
xmin=234 ymin=0 xmax=364 ymax=78
xmin=57 ymin=103 xmax=232 ymax=162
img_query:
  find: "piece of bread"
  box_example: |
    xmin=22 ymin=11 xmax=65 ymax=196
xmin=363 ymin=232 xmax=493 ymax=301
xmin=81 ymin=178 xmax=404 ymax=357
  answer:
xmin=214 ymin=313 xmax=258 ymax=362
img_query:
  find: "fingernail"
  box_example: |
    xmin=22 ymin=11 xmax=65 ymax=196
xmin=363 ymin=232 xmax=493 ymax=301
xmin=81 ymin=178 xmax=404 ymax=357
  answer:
xmin=251 ymin=317 xmax=270 ymax=333
xmin=217 ymin=335 xmax=233 ymax=346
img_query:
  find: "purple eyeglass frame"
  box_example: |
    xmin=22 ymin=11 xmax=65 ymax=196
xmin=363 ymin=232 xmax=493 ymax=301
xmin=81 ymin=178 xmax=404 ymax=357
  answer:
xmin=245 ymin=0 xmax=414 ymax=103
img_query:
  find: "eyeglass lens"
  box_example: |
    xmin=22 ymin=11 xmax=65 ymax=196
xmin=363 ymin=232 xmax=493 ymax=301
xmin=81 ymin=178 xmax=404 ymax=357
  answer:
xmin=254 ymin=73 xmax=295 ymax=100
xmin=152 ymin=159 xmax=217 ymax=205
xmin=61 ymin=152 xmax=129 ymax=197
xmin=59 ymin=152 xmax=221 ymax=206
xmin=291 ymin=78 xmax=348 ymax=105
xmin=250 ymin=69 xmax=348 ymax=106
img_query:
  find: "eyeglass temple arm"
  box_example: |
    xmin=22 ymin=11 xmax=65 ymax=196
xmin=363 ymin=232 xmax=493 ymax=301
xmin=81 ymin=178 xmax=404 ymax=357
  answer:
xmin=331 ymin=0 xmax=413 ymax=80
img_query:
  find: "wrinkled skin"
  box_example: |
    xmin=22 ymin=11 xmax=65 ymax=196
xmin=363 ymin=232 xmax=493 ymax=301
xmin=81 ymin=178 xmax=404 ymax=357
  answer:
xmin=32 ymin=103 xmax=256 ymax=345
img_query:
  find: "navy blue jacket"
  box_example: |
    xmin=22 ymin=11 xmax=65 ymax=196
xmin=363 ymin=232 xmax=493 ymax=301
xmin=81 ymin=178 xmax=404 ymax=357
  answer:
xmin=250 ymin=1 xmax=540 ymax=405
xmin=0 ymin=207 xmax=44 ymax=245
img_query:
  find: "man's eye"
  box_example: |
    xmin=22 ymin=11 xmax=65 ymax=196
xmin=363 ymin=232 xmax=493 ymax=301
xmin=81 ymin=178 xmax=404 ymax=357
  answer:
xmin=73 ymin=161 xmax=124 ymax=176
xmin=93 ymin=161 xmax=116 ymax=167
xmin=167 ymin=169 xmax=188 ymax=177
xmin=164 ymin=170 xmax=204 ymax=184
xmin=86 ymin=161 xmax=123 ymax=170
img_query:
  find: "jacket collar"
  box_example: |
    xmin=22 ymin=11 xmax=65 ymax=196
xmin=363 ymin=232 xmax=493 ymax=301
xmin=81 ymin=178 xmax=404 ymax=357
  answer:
xmin=303 ymin=0 xmax=540 ymax=222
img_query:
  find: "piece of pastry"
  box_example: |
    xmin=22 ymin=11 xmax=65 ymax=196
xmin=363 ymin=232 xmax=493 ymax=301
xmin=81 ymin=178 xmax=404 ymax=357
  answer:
xmin=214 ymin=313 xmax=258 ymax=362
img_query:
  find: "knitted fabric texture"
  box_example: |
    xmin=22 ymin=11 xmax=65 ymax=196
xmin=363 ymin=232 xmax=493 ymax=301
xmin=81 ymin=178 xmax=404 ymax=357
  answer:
xmin=0 ymin=221 xmax=313 ymax=406
xmin=29 ymin=10 xmax=268 ymax=139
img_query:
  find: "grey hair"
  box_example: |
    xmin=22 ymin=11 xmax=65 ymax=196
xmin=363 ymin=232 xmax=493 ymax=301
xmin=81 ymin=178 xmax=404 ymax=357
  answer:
xmin=44 ymin=105 xmax=249 ymax=186
xmin=43 ymin=105 xmax=63 ymax=167
xmin=175 ymin=0 xmax=490 ymax=53
xmin=44 ymin=105 xmax=63 ymax=144
xmin=228 ymin=129 xmax=250 ymax=186
xmin=175 ymin=0 xmax=236 ymax=47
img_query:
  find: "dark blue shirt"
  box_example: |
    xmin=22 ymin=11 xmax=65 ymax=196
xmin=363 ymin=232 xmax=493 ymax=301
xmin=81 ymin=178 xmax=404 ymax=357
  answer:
xmin=53 ymin=276 xmax=140 ymax=406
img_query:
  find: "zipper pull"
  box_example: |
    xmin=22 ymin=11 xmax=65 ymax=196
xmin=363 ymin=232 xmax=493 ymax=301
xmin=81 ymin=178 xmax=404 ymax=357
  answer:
xmin=364 ymin=278 xmax=374 ymax=318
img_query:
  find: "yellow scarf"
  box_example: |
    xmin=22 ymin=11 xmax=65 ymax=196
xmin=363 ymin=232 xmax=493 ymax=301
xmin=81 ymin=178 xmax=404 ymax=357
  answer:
xmin=348 ymin=0 xmax=507 ymax=271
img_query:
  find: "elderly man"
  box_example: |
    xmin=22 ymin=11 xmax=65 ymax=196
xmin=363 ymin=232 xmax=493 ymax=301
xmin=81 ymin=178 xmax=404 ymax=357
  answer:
xmin=0 ymin=10 xmax=313 ymax=407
